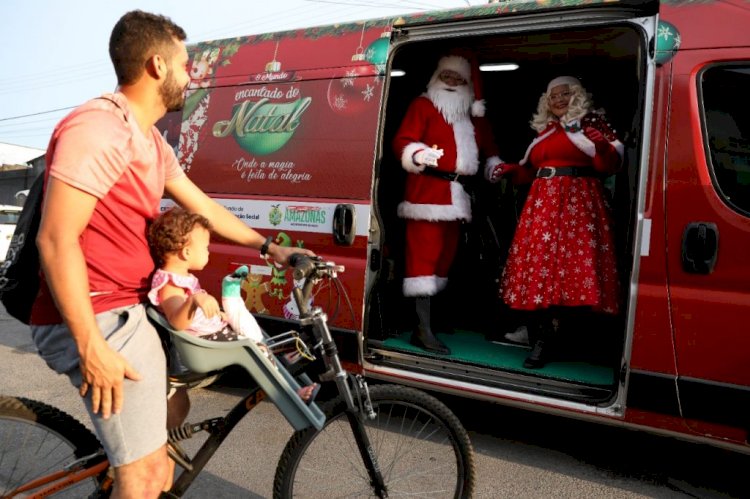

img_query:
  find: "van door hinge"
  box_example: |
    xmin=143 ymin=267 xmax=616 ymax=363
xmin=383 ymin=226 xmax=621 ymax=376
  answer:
xmin=620 ymin=362 xmax=628 ymax=385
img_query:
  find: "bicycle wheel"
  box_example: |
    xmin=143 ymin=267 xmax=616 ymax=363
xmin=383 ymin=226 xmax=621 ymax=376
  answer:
xmin=273 ymin=384 xmax=474 ymax=498
xmin=0 ymin=396 xmax=107 ymax=498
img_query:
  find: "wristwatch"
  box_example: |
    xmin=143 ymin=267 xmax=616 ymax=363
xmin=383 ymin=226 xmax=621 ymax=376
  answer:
xmin=260 ymin=235 xmax=274 ymax=258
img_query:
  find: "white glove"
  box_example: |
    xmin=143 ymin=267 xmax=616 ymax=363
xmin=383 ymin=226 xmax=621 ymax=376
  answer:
xmin=413 ymin=148 xmax=444 ymax=167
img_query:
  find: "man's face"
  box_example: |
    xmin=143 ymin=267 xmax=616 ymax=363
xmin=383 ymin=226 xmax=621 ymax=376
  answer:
xmin=159 ymin=40 xmax=190 ymax=112
xmin=437 ymin=70 xmax=467 ymax=90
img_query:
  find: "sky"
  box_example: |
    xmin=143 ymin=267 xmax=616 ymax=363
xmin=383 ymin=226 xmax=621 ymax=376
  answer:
xmin=0 ymin=0 xmax=482 ymax=151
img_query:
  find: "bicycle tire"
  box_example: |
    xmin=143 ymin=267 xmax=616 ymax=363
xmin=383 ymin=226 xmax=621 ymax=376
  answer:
xmin=0 ymin=395 xmax=107 ymax=498
xmin=273 ymin=384 xmax=474 ymax=498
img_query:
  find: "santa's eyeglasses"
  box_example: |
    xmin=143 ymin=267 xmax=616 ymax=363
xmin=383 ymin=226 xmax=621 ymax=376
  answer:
xmin=438 ymin=70 xmax=467 ymax=86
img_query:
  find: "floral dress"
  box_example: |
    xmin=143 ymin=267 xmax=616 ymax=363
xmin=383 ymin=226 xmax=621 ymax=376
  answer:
xmin=500 ymin=114 xmax=621 ymax=314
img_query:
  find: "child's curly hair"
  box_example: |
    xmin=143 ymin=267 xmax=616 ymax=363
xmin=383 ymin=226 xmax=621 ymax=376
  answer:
xmin=149 ymin=207 xmax=212 ymax=266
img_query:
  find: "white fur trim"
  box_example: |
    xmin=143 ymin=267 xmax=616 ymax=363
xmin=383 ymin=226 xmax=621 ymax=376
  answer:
xmin=611 ymin=139 xmax=625 ymax=159
xmin=471 ymin=99 xmax=485 ymax=117
xmin=397 ymin=182 xmax=472 ymax=222
xmin=565 ymin=131 xmax=596 ymax=157
xmin=566 ymin=131 xmax=625 ymax=160
xmin=484 ymin=155 xmax=503 ymax=181
xmin=401 ymin=142 xmax=429 ymax=174
xmin=434 ymin=55 xmax=471 ymax=82
xmin=403 ymin=275 xmax=448 ymax=297
xmin=453 ymin=118 xmax=478 ymax=175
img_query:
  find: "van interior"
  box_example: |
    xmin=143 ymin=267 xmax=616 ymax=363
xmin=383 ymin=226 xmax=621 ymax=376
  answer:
xmin=367 ymin=23 xmax=646 ymax=404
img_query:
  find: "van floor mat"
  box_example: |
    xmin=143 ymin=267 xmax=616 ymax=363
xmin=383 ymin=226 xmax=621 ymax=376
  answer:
xmin=382 ymin=330 xmax=615 ymax=386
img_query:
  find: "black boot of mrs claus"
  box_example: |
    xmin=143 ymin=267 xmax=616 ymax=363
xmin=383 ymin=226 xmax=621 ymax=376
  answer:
xmin=410 ymin=297 xmax=451 ymax=355
xmin=523 ymin=320 xmax=553 ymax=369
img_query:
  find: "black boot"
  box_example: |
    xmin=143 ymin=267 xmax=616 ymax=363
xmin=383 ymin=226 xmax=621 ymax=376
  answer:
xmin=523 ymin=338 xmax=548 ymax=368
xmin=410 ymin=297 xmax=451 ymax=355
xmin=523 ymin=318 xmax=553 ymax=369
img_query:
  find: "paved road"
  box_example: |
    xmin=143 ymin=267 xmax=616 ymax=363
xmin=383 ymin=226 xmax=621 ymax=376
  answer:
xmin=1 ymin=305 xmax=747 ymax=498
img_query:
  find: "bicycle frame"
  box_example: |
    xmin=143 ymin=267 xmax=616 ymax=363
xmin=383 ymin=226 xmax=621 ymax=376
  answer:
xmin=292 ymin=258 xmax=387 ymax=496
xmin=5 ymin=257 xmax=390 ymax=499
xmin=166 ymin=387 xmax=267 ymax=497
xmin=4 ymin=452 xmax=108 ymax=498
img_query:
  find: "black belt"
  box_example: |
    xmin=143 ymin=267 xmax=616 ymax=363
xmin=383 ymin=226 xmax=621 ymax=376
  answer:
xmin=421 ymin=167 xmax=471 ymax=184
xmin=536 ymin=166 xmax=601 ymax=179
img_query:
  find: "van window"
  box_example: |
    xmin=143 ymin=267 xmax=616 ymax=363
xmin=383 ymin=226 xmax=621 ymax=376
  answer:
xmin=702 ymin=64 xmax=750 ymax=214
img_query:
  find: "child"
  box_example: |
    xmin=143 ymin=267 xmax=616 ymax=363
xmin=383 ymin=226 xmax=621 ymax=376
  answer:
xmin=148 ymin=207 xmax=318 ymax=401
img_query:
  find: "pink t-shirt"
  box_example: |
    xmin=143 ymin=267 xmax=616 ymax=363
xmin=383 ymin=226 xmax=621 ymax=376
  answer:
xmin=31 ymin=93 xmax=185 ymax=324
xmin=148 ymin=269 xmax=227 ymax=337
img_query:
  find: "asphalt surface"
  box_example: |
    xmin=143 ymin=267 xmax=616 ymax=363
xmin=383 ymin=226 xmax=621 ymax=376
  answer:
xmin=1 ymin=303 xmax=748 ymax=498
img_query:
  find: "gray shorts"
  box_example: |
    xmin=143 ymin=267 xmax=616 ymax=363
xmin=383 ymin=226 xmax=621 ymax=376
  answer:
xmin=31 ymin=303 xmax=168 ymax=467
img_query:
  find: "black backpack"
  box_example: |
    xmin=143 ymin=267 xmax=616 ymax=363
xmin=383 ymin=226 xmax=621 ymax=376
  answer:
xmin=0 ymin=170 xmax=44 ymax=324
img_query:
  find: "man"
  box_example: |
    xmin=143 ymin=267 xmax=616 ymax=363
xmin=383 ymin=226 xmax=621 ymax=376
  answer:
xmin=393 ymin=54 xmax=503 ymax=355
xmin=30 ymin=11 xmax=310 ymax=498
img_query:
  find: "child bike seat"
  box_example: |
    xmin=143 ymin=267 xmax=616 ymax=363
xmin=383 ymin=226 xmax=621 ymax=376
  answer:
xmin=146 ymin=307 xmax=325 ymax=431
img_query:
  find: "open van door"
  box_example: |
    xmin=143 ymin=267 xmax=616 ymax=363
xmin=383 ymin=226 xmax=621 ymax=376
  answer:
xmin=662 ymin=2 xmax=750 ymax=436
xmin=159 ymin=22 xmax=394 ymax=345
xmin=366 ymin=0 xmax=660 ymax=413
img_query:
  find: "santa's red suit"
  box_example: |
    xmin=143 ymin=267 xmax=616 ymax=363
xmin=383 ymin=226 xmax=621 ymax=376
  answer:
xmin=501 ymin=112 xmax=623 ymax=314
xmin=393 ymin=95 xmax=500 ymax=297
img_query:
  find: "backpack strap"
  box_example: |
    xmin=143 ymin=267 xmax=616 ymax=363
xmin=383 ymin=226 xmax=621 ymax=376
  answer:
xmin=94 ymin=95 xmax=128 ymax=123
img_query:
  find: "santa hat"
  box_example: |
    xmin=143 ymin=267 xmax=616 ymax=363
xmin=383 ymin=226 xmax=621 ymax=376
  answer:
xmin=547 ymin=76 xmax=582 ymax=93
xmin=431 ymin=54 xmax=485 ymax=117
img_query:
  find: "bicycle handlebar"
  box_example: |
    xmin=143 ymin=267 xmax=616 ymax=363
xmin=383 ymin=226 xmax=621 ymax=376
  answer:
xmin=288 ymin=254 xmax=344 ymax=281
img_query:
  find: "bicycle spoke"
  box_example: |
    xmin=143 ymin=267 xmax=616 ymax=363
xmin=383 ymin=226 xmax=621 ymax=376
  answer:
xmin=0 ymin=398 xmax=104 ymax=499
xmin=275 ymin=383 xmax=473 ymax=498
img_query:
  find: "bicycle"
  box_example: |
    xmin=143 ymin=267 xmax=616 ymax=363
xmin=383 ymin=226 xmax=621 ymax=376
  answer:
xmin=0 ymin=255 xmax=475 ymax=498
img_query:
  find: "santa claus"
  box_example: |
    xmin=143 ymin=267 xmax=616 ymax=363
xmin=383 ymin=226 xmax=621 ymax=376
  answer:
xmin=392 ymin=54 xmax=503 ymax=355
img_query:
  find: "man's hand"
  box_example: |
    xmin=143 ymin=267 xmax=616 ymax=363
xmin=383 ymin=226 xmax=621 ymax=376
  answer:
xmin=79 ymin=336 xmax=141 ymax=419
xmin=583 ymin=127 xmax=610 ymax=153
xmin=414 ymin=148 xmax=444 ymax=167
xmin=490 ymin=162 xmax=521 ymax=182
xmin=267 ymin=244 xmax=316 ymax=266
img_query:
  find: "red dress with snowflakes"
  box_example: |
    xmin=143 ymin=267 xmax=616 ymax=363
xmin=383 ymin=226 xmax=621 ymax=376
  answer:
xmin=500 ymin=113 xmax=622 ymax=314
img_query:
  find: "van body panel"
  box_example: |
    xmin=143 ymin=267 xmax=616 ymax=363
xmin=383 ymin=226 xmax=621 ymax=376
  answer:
xmin=159 ymin=25 xmax=391 ymax=333
xmin=629 ymin=61 xmax=677 ymax=376
xmin=158 ymin=0 xmax=750 ymax=454
xmin=667 ymin=49 xmax=750 ymax=386
xmin=663 ymin=44 xmax=750 ymax=437
xmin=660 ymin=0 xmax=750 ymax=51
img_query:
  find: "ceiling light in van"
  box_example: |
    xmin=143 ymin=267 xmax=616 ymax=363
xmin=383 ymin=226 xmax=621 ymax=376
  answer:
xmin=391 ymin=69 xmax=406 ymax=77
xmin=479 ymin=63 xmax=519 ymax=72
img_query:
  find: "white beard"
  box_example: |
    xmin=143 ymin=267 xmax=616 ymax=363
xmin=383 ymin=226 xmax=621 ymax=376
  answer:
xmin=426 ymin=80 xmax=472 ymax=125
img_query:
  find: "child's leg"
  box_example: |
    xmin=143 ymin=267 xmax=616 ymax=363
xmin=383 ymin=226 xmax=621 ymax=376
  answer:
xmin=223 ymin=266 xmax=318 ymax=403
xmin=222 ymin=266 xmax=264 ymax=343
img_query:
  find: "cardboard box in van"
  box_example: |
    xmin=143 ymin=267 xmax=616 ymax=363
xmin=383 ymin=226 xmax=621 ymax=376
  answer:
xmin=158 ymin=0 xmax=750 ymax=454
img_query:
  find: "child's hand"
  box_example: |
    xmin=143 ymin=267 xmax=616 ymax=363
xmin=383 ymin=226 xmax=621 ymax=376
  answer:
xmin=192 ymin=291 xmax=221 ymax=318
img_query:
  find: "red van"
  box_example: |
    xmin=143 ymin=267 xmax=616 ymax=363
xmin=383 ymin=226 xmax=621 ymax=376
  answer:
xmin=158 ymin=0 xmax=750 ymax=454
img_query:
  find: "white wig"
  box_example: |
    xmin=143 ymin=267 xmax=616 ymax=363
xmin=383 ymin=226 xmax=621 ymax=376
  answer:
xmin=529 ymin=77 xmax=594 ymax=132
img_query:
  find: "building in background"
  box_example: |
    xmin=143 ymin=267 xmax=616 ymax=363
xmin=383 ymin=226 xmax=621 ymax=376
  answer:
xmin=0 ymin=142 xmax=45 ymax=207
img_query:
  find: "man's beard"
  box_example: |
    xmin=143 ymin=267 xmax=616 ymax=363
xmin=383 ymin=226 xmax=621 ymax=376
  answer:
xmin=159 ymin=68 xmax=186 ymax=112
xmin=426 ymin=80 xmax=472 ymax=124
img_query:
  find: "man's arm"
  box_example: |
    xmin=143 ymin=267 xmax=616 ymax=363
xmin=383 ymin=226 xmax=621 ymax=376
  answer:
xmin=165 ymin=175 xmax=313 ymax=264
xmin=36 ymin=178 xmax=140 ymax=419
